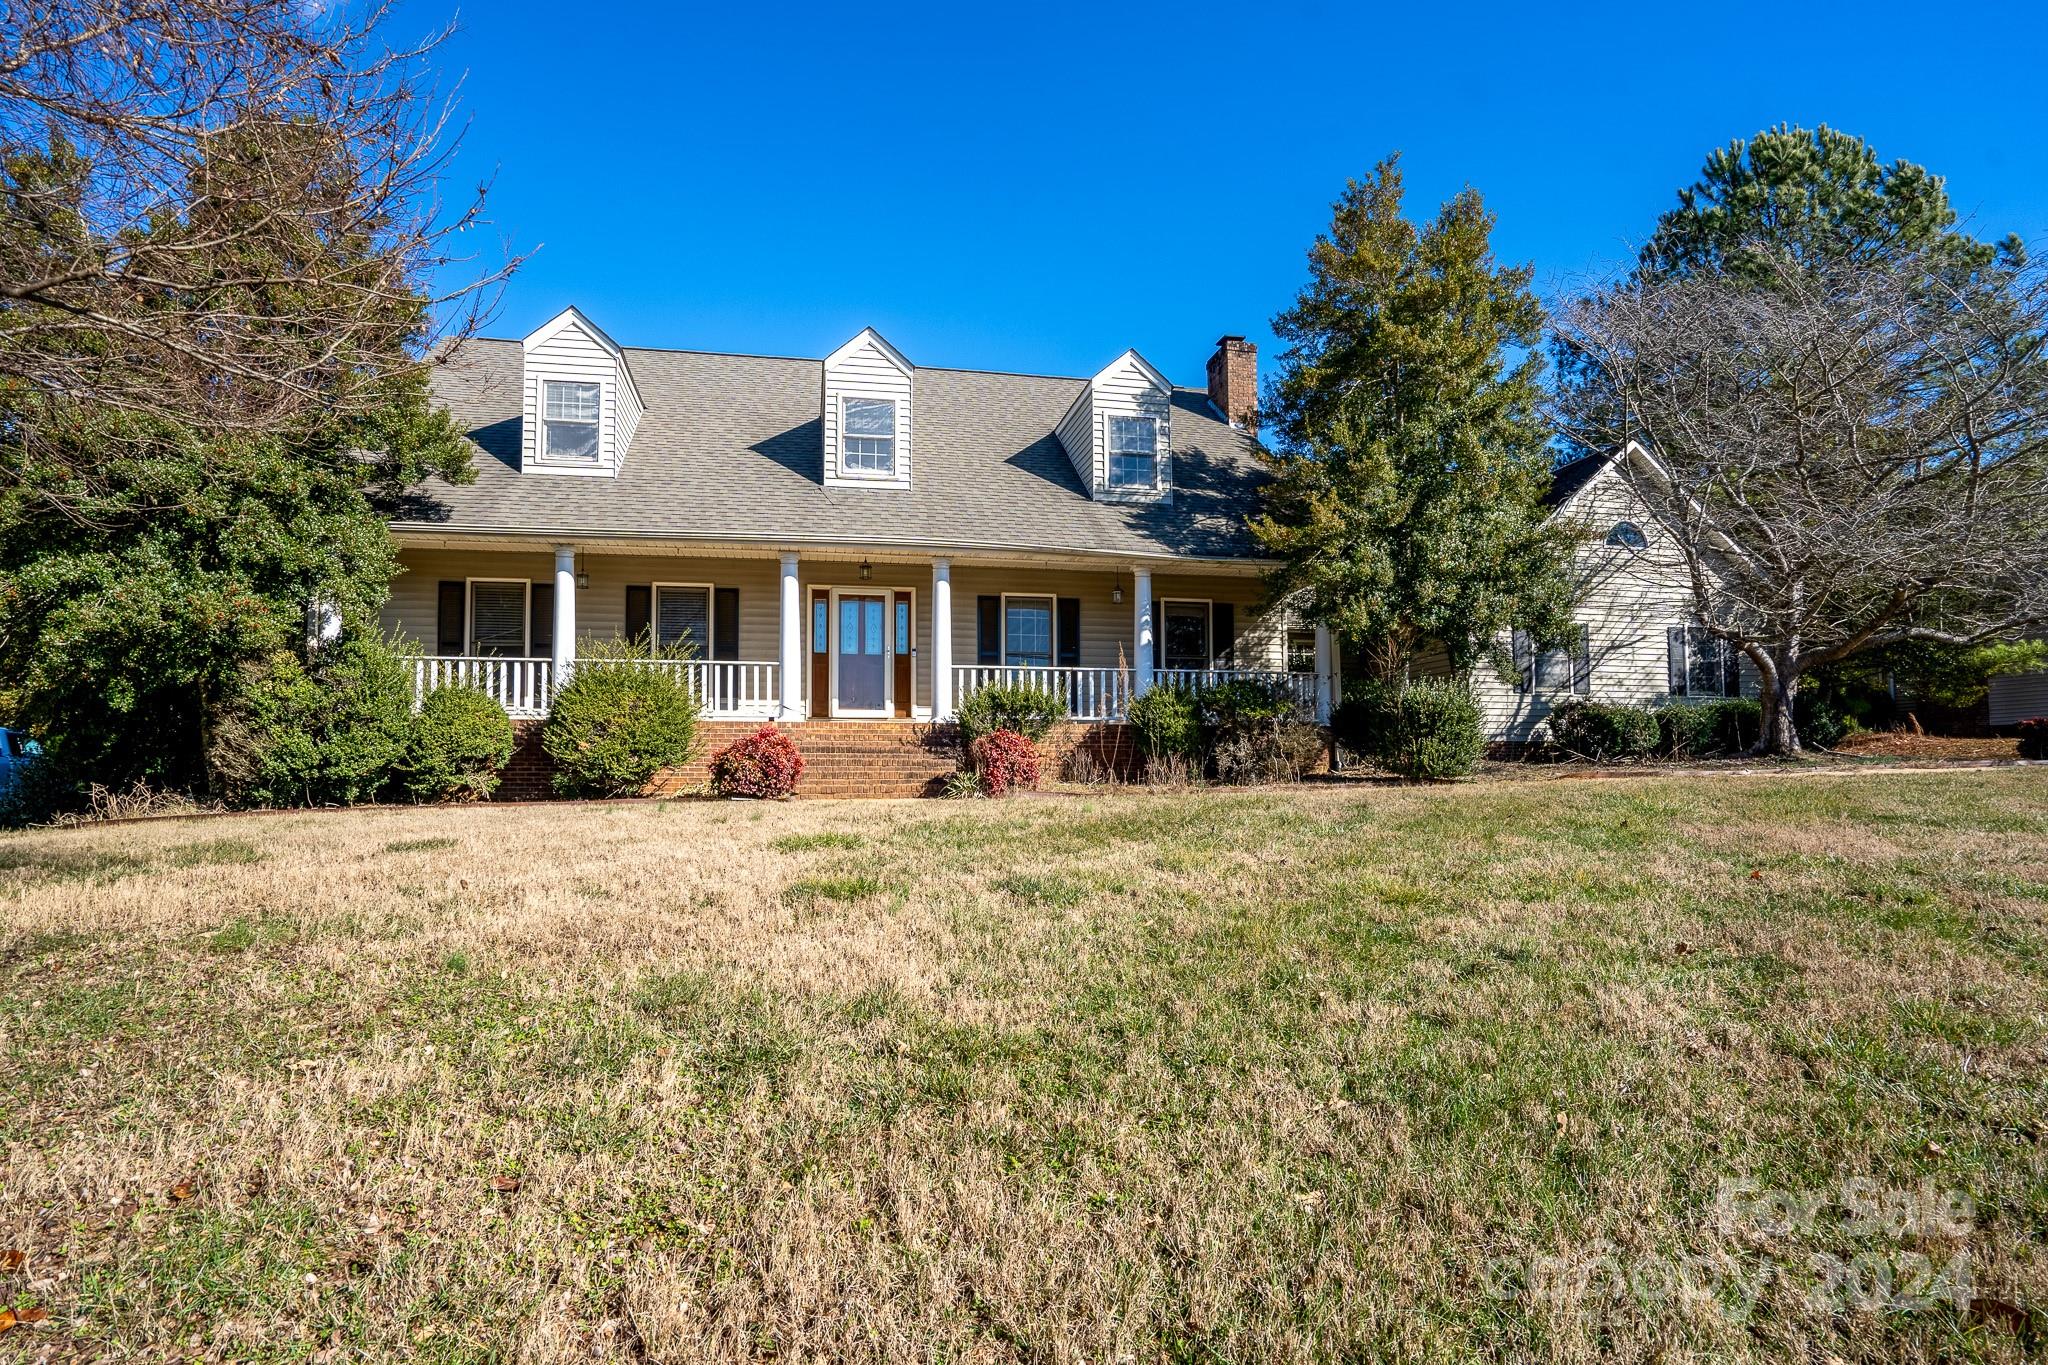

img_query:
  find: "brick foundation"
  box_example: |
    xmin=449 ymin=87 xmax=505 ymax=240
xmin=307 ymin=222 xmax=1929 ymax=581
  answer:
xmin=498 ymin=719 xmax=1146 ymax=800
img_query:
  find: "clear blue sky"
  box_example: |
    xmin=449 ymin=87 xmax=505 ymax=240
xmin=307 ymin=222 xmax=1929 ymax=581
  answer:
xmin=411 ymin=0 xmax=2048 ymax=388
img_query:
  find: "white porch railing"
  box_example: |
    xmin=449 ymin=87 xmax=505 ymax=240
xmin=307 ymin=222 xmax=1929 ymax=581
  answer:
xmin=409 ymin=655 xmax=555 ymax=717
xmin=1156 ymin=668 xmax=1321 ymax=716
xmin=951 ymin=664 xmax=1327 ymax=723
xmin=403 ymin=656 xmax=780 ymax=719
xmin=619 ymin=658 xmax=781 ymax=718
xmin=952 ymin=665 xmax=1134 ymax=722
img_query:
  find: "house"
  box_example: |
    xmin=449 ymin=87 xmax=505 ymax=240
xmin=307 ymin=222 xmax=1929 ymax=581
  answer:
xmin=382 ymin=309 xmax=1334 ymax=793
xmin=1990 ymin=663 xmax=2048 ymax=729
xmin=1422 ymin=444 xmax=1758 ymax=745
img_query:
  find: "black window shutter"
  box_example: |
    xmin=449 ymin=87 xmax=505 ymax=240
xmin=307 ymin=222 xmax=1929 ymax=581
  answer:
xmin=976 ymin=596 xmax=1000 ymax=664
xmin=1573 ymin=625 xmax=1591 ymax=695
xmin=530 ymin=583 xmax=554 ymax=656
xmin=625 ymin=585 xmax=652 ymax=647
xmin=1213 ymin=602 xmax=1235 ymax=667
xmin=1723 ymin=639 xmax=1742 ymax=698
xmin=713 ymin=587 xmax=740 ymax=661
xmin=1056 ymin=598 xmax=1080 ymax=667
xmin=1150 ymin=599 xmax=1161 ymax=670
xmin=437 ymin=581 xmax=465 ymax=656
xmin=1511 ymin=628 xmax=1532 ymax=694
xmin=1667 ymin=627 xmax=1687 ymax=696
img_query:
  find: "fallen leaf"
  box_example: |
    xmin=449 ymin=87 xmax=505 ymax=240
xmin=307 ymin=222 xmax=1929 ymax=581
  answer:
xmin=1748 ymin=869 xmax=1764 ymax=880
xmin=490 ymin=1175 xmax=521 ymax=1194
xmin=168 ymin=1180 xmax=195 ymax=1201
xmin=0 ymin=1307 xmax=48 ymax=1333
xmin=1971 ymin=1296 xmax=2029 ymax=1330
xmin=0 ymin=1249 xmax=22 ymax=1272
xmin=1674 ymin=941 xmax=1693 ymax=956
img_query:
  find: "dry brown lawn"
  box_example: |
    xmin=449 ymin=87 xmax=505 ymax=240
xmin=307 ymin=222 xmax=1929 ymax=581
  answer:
xmin=2 ymin=772 xmax=2046 ymax=1362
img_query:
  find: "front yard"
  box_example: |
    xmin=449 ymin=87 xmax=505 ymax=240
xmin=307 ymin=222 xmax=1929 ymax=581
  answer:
xmin=3 ymin=773 xmax=2045 ymax=1360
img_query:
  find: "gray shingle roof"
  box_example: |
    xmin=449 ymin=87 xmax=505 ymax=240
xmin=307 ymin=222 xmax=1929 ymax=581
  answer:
xmin=394 ymin=339 xmax=1271 ymax=561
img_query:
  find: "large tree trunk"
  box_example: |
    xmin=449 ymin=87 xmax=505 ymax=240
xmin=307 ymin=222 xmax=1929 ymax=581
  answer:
xmin=1752 ymin=650 xmax=1803 ymax=757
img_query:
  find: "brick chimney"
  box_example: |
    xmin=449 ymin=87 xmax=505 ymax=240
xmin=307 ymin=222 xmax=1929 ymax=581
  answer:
xmin=1206 ymin=335 xmax=1258 ymax=431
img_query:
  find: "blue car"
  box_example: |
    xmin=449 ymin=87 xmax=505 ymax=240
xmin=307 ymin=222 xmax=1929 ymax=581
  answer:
xmin=0 ymin=726 xmax=41 ymax=800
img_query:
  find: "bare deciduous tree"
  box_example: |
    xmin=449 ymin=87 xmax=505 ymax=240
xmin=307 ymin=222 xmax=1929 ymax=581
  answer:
xmin=1556 ymin=252 xmax=2048 ymax=754
xmin=0 ymin=0 xmax=511 ymax=439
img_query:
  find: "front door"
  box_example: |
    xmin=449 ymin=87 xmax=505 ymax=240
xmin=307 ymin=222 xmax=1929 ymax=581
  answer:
xmin=834 ymin=592 xmax=890 ymax=716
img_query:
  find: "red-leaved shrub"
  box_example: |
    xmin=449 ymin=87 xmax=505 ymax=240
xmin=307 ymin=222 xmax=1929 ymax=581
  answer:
xmin=969 ymin=728 xmax=1040 ymax=797
xmin=708 ymin=724 xmax=805 ymax=798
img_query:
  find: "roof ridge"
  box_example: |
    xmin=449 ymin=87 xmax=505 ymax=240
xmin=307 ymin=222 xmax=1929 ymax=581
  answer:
xmin=459 ymin=334 xmax=1109 ymax=385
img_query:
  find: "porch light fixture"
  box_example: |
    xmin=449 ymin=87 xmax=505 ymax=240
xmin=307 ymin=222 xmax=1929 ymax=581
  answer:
xmin=858 ymin=560 xmax=872 ymax=581
xmin=1111 ymin=585 xmax=1124 ymax=604
xmin=575 ymin=571 xmax=589 ymax=589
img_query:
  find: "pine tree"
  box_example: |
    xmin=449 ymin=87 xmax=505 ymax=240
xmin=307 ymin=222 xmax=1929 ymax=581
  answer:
xmin=1255 ymin=156 xmax=1575 ymax=680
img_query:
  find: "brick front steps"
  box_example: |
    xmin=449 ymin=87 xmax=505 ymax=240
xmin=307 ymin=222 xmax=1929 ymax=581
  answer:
xmin=498 ymin=720 xmax=1144 ymax=800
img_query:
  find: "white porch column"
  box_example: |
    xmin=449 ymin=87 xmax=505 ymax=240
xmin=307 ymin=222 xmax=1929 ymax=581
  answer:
xmin=778 ymin=551 xmax=802 ymax=721
xmin=1313 ymin=625 xmax=1335 ymax=723
xmin=1132 ymin=567 xmax=1155 ymax=697
xmin=931 ymin=557 xmax=953 ymax=720
xmin=551 ymin=546 xmax=576 ymax=688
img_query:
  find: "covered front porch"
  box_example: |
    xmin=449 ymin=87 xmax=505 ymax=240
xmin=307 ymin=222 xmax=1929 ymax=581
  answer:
xmin=381 ymin=542 xmax=1337 ymax=724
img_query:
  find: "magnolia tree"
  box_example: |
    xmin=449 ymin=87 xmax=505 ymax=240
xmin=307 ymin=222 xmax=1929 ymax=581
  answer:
xmin=1555 ymin=252 xmax=2048 ymax=754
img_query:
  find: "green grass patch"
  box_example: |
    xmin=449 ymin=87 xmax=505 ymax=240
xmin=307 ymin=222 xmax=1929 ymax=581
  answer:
xmin=770 ymin=831 xmax=864 ymax=853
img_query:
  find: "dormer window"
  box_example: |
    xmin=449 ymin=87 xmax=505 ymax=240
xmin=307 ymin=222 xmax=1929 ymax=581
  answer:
xmin=843 ymin=397 xmax=897 ymax=475
xmin=1108 ymin=415 xmax=1158 ymax=488
xmin=543 ymin=380 xmax=601 ymax=462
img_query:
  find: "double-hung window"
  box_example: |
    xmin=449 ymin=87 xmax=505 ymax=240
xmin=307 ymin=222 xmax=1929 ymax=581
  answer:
xmin=470 ymin=580 xmax=529 ymax=658
xmin=1512 ymin=626 xmax=1591 ymax=695
xmin=1669 ymin=626 xmax=1740 ymax=698
xmin=1107 ymin=415 xmax=1158 ymax=489
xmin=1161 ymin=601 xmax=1211 ymax=671
xmin=655 ymin=585 xmax=712 ymax=654
xmin=1286 ymin=630 xmax=1318 ymax=675
xmin=543 ymin=380 xmax=601 ymax=462
xmin=1003 ymin=596 xmax=1054 ymax=668
xmin=843 ymin=397 xmax=897 ymax=475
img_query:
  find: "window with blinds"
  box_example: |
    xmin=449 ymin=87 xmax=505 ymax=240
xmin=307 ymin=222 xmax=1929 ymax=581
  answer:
xmin=656 ymin=585 xmax=711 ymax=654
xmin=470 ymin=581 xmax=528 ymax=657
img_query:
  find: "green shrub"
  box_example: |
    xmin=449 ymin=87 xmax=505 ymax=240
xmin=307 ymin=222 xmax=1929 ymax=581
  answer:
xmin=1548 ymin=699 xmax=1659 ymax=762
xmin=1198 ymin=677 xmax=1296 ymax=732
xmin=1339 ymin=678 xmax=1484 ymax=780
xmin=1794 ymin=690 xmax=1853 ymax=749
xmin=1656 ymin=698 xmax=1763 ymax=758
xmin=1127 ymin=684 xmax=1204 ymax=763
xmin=403 ymin=686 xmax=514 ymax=802
xmin=207 ymin=634 xmax=415 ymax=807
xmin=541 ymin=648 xmax=700 ymax=798
xmin=955 ymin=682 xmax=1067 ymax=747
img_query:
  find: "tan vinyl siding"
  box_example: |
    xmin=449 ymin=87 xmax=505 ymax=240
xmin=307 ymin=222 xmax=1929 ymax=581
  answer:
xmin=1416 ymin=467 xmax=1757 ymax=742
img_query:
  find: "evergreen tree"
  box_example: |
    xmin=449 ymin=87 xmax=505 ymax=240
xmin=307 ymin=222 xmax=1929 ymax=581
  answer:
xmin=1254 ymin=156 xmax=1576 ymax=680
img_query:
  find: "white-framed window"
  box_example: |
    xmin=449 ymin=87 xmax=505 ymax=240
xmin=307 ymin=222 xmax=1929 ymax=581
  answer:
xmin=1107 ymin=414 xmax=1158 ymax=488
xmin=1286 ymin=629 xmax=1318 ymax=675
xmin=1003 ymin=595 xmax=1054 ymax=668
xmin=842 ymin=397 xmax=897 ymax=475
xmin=654 ymin=583 xmax=713 ymax=654
xmin=542 ymin=379 xmax=602 ymax=462
xmin=469 ymin=579 xmax=530 ymax=658
xmin=1670 ymin=625 xmax=1740 ymax=698
xmin=1607 ymin=520 xmax=1647 ymax=551
xmin=1161 ymin=600 xmax=1211 ymax=671
xmin=1513 ymin=625 xmax=1591 ymax=695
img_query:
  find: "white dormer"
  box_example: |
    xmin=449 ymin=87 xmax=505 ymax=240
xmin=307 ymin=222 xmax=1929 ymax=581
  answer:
xmin=520 ymin=307 xmax=643 ymax=477
xmin=822 ymin=328 xmax=913 ymax=489
xmin=1055 ymin=349 xmax=1173 ymax=503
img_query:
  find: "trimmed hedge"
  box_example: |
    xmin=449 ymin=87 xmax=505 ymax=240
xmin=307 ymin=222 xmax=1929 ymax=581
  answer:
xmin=1548 ymin=700 xmax=1659 ymax=762
xmin=1656 ymin=698 xmax=1762 ymax=758
xmin=955 ymin=682 xmax=1067 ymax=747
xmin=403 ymin=685 xmax=513 ymax=801
xmin=541 ymin=657 xmax=700 ymax=798
xmin=708 ymin=724 xmax=805 ymax=798
xmin=1335 ymin=679 xmax=1484 ymax=780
